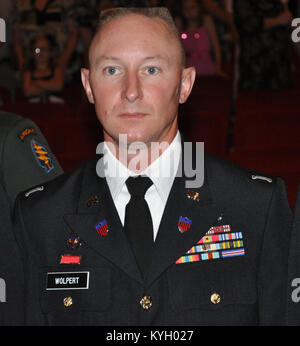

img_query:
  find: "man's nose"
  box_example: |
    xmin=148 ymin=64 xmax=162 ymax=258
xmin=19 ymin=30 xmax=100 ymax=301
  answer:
xmin=122 ymin=72 xmax=143 ymax=103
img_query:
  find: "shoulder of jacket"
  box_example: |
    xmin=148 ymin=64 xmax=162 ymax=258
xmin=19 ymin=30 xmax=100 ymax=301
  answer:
xmin=21 ymin=169 xmax=78 ymax=201
xmin=0 ymin=111 xmax=36 ymax=140
xmin=205 ymin=152 xmax=277 ymax=189
xmin=19 ymin=157 xmax=93 ymax=206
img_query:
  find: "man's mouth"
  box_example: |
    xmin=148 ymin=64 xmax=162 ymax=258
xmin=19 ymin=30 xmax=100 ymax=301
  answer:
xmin=118 ymin=112 xmax=148 ymax=119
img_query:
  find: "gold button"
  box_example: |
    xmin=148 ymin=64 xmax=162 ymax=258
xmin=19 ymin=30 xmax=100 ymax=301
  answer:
xmin=140 ymin=296 xmax=152 ymax=310
xmin=63 ymin=296 xmax=73 ymax=307
xmin=211 ymin=293 xmax=221 ymax=305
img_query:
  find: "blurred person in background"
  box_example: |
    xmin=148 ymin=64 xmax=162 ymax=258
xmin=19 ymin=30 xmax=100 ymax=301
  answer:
xmin=181 ymin=0 xmax=226 ymax=76
xmin=15 ymin=0 xmax=74 ymax=57
xmin=20 ymin=21 xmax=78 ymax=103
xmin=234 ymin=0 xmax=293 ymax=90
xmin=72 ymin=0 xmax=98 ymax=68
xmin=14 ymin=0 xmax=79 ymax=81
xmin=202 ymin=0 xmax=238 ymax=62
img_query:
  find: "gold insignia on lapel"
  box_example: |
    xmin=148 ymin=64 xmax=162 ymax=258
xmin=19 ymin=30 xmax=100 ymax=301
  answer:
xmin=86 ymin=196 xmax=100 ymax=208
xmin=186 ymin=189 xmax=200 ymax=202
xmin=66 ymin=233 xmax=81 ymax=250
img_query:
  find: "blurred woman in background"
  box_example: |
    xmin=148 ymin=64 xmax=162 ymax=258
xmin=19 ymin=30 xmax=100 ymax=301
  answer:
xmin=22 ymin=34 xmax=64 ymax=102
xmin=181 ymin=0 xmax=226 ymax=76
xmin=21 ymin=21 xmax=77 ymax=103
xmin=234 ymin=0 xmax=293 ymax=90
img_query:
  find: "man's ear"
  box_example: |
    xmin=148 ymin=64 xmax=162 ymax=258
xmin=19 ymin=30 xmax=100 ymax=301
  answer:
xmin=179 ymin=67 xmax=196 ymax=104
xmin=81 ymin=68 xmax=95 ymax=104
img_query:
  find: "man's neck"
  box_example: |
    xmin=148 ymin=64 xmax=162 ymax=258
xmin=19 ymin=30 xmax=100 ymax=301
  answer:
xmin=104 ymin=132 xmax=179 ymax=173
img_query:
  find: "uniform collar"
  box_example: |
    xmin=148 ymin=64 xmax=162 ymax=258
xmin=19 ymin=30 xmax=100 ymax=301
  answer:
xmin=104 ymin=131 xmax=182 ymax=205
xmin=71 ymin=139 xmax=217 ymax=287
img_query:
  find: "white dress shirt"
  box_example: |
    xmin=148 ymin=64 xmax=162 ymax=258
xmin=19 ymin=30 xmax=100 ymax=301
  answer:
xmin=104 ymin=131 xmax=182 ymax=241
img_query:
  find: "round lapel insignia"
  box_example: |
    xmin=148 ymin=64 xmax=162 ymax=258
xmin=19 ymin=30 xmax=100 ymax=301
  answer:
xmin=66 ymin=233 xmax=81 ymax=249
xmin=86 ymin=196 xmax=100 ymax=208
xmin=186 ymin=189 xmax=200 ymax=202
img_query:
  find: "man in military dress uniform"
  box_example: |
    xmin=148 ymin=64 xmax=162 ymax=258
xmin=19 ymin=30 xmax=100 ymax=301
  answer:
xmin=13 ymin=8 xmax=292 ymax=325
xmin=0 ymin=110 xmax=63 ymax=325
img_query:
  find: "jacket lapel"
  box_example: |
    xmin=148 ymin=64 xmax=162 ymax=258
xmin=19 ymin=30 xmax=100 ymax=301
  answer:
xmin=62 ymin=140 xmax=221 ymax=288
xmin=63 ymin=156 xmax=143 ymax=284
xmin=145 ymin=149 xmax=219 ymax=288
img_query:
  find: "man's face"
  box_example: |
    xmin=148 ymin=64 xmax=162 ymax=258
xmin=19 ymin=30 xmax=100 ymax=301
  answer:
xmin=82 ymin=14 xmax=195 ymax=146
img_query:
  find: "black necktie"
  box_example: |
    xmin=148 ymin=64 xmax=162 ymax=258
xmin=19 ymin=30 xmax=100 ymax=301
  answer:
xmin=124 ymin=176 xmax=154 ymax=276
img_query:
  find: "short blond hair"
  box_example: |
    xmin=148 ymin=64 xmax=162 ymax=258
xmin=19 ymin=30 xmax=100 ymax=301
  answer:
xmin=96 ymin=7 xmax=186 ymax=67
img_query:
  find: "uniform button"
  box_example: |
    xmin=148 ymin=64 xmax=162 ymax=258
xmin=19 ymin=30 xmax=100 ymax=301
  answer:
xmin=63 ymin=296 xmax=73 ymax=307
xmin=211 ymin=293 xmax=221 ymax=305
xmin=140 ymin=296 xmax=152 ymax=310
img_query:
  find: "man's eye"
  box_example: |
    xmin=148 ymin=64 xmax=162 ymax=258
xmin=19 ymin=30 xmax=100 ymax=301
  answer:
xmin=146 ymin=67 xmax=159 ymax=75
xmin=105 ymin=67 xmax=119 ymax=75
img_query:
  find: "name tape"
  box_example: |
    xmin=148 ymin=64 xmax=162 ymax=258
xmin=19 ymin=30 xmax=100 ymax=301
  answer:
xmin=46 ymin=271 xmax=89 ymax=290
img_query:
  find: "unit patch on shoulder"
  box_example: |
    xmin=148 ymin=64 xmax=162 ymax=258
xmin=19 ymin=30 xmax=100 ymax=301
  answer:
xmin=19 ymin=128 xmax=36 ymax=141
xmin=31 ymin=139 xmax=54 ymax=174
